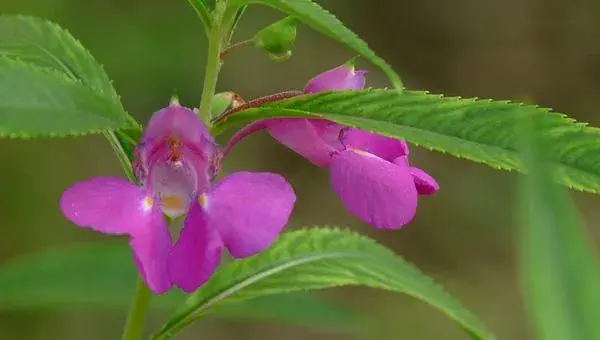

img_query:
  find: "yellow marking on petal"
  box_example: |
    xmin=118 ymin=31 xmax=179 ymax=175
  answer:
xmin=142 ymin=196 xmax=154 ymax=212
xmin=198 ymin=194 xmax=208 ymax=208
xmin=161 ymin=195 xmax=186 ymax=212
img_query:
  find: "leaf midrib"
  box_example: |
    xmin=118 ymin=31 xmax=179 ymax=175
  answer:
xmin=226 ymin=107 xmax=600 ymax=192
xmin=0 ymin=105 xmax=118 ymax=121
xmin=156 ymin=251 xmax=387 ymax=338
xmin=0 ymin=38 xmax=79 ymax=80
xmin=225 ymin=107 xmax=521 ymax=165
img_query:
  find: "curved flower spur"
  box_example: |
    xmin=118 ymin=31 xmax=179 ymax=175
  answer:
xmin=225 ymin=61 xmax=439 ymax=229
xmin=60 ymin=100 xmax=296 ymax=294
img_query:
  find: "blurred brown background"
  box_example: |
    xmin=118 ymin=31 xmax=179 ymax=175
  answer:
xmin=1 ymin=0 xmax=600 ymax=339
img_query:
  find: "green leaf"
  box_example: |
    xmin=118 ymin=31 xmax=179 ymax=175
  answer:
xmin=215 ymin=89 xmax=600 ymax=194
xmin=155 ymin=228 xmax=493 ymax=340
xmin=519 ymin=124 xmax=600 ymax=340
xmin=0 ymin=243 xmax=363 ymax=334
xmin=0 ymin=15 xmax=118 ymax=100
xmin=0 ymin=14 xmax=139 ymax=168
xmin=227 ymin=0 xmax=403 ymax=88
xmin=0 ymin=58 xmax=127 ymax=137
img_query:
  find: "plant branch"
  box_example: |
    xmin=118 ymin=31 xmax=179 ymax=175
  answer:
xmin=121 ymin=279 xmax=152 ymax=340
xmin=196 ymin=2 xmax=237 ymax=124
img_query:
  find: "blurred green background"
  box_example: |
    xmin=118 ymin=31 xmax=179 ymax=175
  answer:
xmin=2 ymin=0 xmax=600 ymax=339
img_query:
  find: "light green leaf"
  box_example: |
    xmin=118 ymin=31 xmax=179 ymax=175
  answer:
xmin=155 ymin=228 xmax=493 ymax=340
xmin=0 ymin=243 xmax=363 ymax=334
xmin=0 ymin=58 xmax=127 ymax=137
xmin=0 ymin=15 xmax=118 ymax=100
xmin=227 ymin=0 xmax=403 ymax=88
xmin=519 ymin=124 xmax=600 ymax=340
xmin=0 ymin=14 xmax=139 ymax=167
xmin=215 ymin=89 xmax=600 ymax=194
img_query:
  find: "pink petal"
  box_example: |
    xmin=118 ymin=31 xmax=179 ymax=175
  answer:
xmin=409 ymin=167 xmax=439 ymax=196
xmin=266 ymin=118 xmax=337 ymax=167
xmin=142 ymin=104 xmax=212 ymax=147
xmin=330 ymin=150 xmax=418 ymax=229
xmin=60 ymin=177 xmax=173 ymax=294
xmin=130 ymin=209 xmax=173 ymax=294
xmin=168 ymin=202 xmax=223 ymax=293
xmin=342 ymin=128 xmax=409 ymax=161
xmin=304 ymin=65 xmax=367 ymax=93
xmin=207 ymin=172 xmax=296 ymax=258
xmin=393 ymin=155 xmax=409 ymax=167
xmin=60 ymin=177 xmax=154 ymax=235
xmin=135 ymin=104 xmax=216 ymax=184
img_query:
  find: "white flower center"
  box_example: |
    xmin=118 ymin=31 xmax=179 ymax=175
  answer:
xmin=150 ymin=158 xmax=198 ymax=218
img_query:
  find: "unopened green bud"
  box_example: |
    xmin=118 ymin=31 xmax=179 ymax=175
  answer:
xmin=211 ymin=92 xmax=245 ymax=117
xmin=254 ymin=16 xmax=297 ymax=61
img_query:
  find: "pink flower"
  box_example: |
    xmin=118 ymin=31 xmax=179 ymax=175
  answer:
xmin=60 ymin=102 xmax=296 ymax=294
xmin=227 ymin=62 xmax=438 ymax=229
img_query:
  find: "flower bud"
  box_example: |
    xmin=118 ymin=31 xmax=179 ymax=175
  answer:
xmin=210 ymin=91 xmax=246 ymax=117
xmin=253 ymin=16 xmax=297 ymax=61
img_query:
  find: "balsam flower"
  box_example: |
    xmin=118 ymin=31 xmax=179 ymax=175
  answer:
xmin=60 ymin=101 xmax=296 ymax=294
xmin=227 ymin=63 xmax=438 ymax=229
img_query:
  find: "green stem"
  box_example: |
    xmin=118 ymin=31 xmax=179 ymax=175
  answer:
xmin=197 ymin=2 xmax=237 ymax=124
xmin=197 ymin=24 xmax=223 ymax=124
xmin=219 ymin=38 xmax=254 ymax=60
xmin=121 ymin=279 xmax=152 ymax=340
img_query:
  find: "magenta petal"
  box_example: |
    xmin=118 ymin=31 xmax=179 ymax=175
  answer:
xmin=142 ymin=104 xmax=211 ymax=147
xmin=342 ymin=128 xmax=409 ymax=161
xmin=130 ymin=209 xmax=173 ymax=294
xmin=304 ymin=65 xmax=367 ymax=93
xmin=330 ymin=150 xmax=418 ymax=229
xmin=169 ymin=202 xmax=223 ymax=293
xmin=208 ymin=172 xmax=296 ymax=258
xmin=266 ymin=119 xmax=337 ymax=167
xmin=60 ymin=177 xmax=172 ymax=293
xmin=409 ymin=167 xmax=439 ymax=195
xmin=60 ymin=177 xmax=153 ymax=235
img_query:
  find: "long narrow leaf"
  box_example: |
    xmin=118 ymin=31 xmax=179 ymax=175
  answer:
xmin=155 ymin=227 xmax=493 ymax=340
xmin=519 ymin=124 xmax=600 ymax=339
xmin=215 ymin=89 xmax=600 ymax=194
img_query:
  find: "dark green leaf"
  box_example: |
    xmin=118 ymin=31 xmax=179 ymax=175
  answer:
xmin=155 ymin=228 xmax=493 ymax=340
xmin=0 ymin=15 xmax=139 ymax=148
xmin=0 ymin=243 xmax=363 ymax=334
xmin=215 ymin=89 xmax=600 ymax=194
xmin=227 ymin=0 xmax=403 ymax=88
xmin=0 ymin=15 xmax=118 ymax=100
xmin=519 ymin=124 xmax=600 ymax=340
xmin=0 ymin=58 xmax=127 ymax=137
